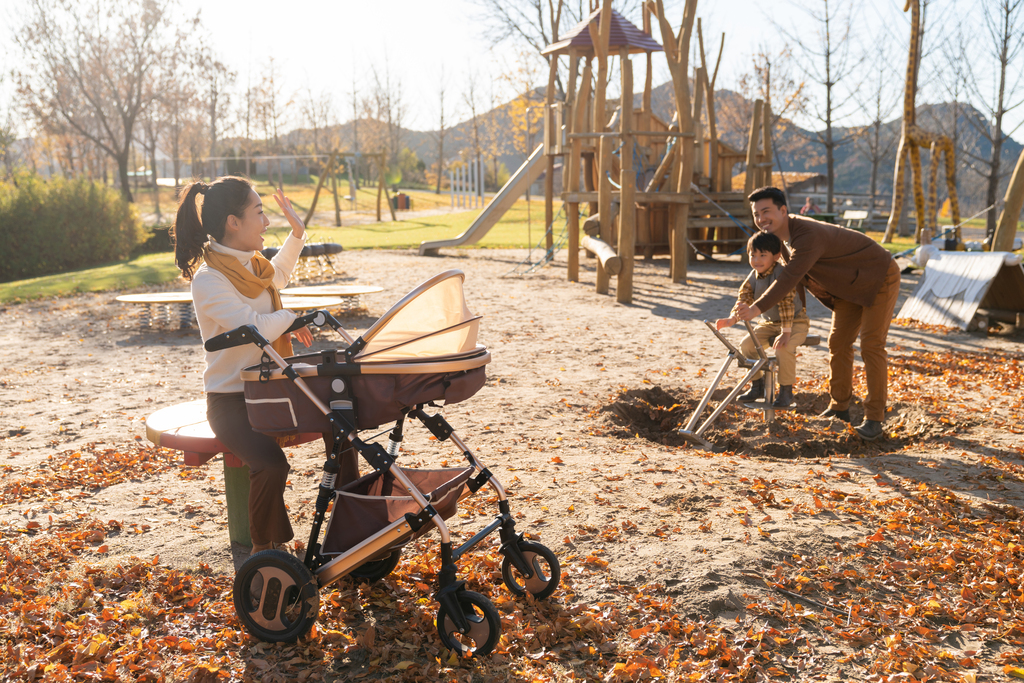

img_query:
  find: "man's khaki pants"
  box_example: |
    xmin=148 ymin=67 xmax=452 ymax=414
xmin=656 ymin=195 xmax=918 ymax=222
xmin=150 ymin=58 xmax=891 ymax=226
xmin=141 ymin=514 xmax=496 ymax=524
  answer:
xmin=740 ymin=319 xmax=810 ymax=386
xmin=826 ymin=260 xmax=901 ymax=422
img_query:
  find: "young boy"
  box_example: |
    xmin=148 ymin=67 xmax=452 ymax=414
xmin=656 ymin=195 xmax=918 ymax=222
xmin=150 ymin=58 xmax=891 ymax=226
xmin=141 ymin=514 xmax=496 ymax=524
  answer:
xmin=716 ymin=232 xmax=810 ymax=408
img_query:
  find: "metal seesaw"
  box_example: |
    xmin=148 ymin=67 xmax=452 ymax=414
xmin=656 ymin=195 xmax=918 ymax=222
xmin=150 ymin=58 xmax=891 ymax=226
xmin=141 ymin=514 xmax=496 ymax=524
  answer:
xmin=676 ymin=320 xmax=779 ymax=450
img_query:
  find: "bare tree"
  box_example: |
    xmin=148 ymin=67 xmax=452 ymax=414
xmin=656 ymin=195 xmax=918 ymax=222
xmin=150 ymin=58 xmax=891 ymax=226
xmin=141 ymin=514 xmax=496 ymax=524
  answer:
xmin=853 ymin=46 xmax=901 ymax=216
xmin=470 ymin=0 xmax=596 ymax=96
xmin=433 ymin=67 xmax=449 ymax=194
xmin=14 ymin=0 xmax=183 ymax=201
xmin=349 ymin=70 xmax=360 ymax=189
xmin=200 ymin=52 xmax=235 ymax=163
xmin=369 ymin=56 xmax=406 ymax=166
xmin=463 ymin=70 xmax=485 ymax=190
xmin=299 ymin=85 xmax=333 ymax=159
xmin=257 ymin=57 xmax=287 ymax=151
xmin=957 ymin=0 xmax=1024 ymax=238
xmin=775 ymin=0 xmax=861 ymax=212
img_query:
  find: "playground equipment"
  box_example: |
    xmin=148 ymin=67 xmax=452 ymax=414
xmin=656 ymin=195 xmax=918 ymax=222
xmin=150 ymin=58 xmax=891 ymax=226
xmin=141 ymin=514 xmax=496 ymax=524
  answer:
xmin=450 ymin=158 xmax=485 ymax=210
xmin=540 ymin=0 xmax=765 ymax=302
xmin=883 ymin=0 xmax=961 ymax=245
xmin=419 ymin=145 xmax=546 ymax=255
xmin=677 ymin=320 xmax=820 ymax=451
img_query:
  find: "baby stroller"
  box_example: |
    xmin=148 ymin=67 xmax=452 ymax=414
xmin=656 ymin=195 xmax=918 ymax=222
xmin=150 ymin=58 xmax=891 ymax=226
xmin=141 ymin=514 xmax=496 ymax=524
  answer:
xmin=204 ymin=270 xmax=560 ymax=656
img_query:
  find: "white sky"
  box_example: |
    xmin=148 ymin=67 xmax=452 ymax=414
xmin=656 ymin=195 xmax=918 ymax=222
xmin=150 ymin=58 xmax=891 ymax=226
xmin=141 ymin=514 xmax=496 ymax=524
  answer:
xmin=1 ymin=0 xmax=1021 ymax=139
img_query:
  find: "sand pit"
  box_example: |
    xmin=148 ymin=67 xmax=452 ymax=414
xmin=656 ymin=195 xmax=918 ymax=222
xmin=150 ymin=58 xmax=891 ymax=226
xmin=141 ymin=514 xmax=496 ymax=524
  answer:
xmin=2 ymin=248 xmax=1023 ymax=680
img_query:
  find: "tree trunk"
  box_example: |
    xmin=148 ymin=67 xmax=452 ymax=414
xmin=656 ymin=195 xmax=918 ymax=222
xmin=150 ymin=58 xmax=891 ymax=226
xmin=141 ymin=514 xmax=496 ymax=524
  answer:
xmin=117 ymin=154 xmax=133 ymax=203
xmin=986 ymin=123 xmax=1004 ymax=239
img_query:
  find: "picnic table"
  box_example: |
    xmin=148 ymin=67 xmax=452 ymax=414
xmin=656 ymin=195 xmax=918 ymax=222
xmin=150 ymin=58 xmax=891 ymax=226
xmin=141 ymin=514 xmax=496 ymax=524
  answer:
xmin=146 ymin=399 xmax=321 ymax=547
xmin=116 ymin=292 xmax=349 ymax=329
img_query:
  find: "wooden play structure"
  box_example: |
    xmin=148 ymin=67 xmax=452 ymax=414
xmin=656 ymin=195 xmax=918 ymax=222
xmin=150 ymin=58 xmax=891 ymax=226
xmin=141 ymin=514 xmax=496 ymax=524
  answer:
xmin=540 ymin=0 xmax=765 ymax=303
xmin=884 ymin=0 xmax=961 ymax=245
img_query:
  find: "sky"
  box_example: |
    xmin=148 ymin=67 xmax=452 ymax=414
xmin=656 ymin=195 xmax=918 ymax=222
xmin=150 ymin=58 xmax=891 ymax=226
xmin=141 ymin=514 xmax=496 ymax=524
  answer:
xmin=1 ymin=0 xmax=1021 ymax=139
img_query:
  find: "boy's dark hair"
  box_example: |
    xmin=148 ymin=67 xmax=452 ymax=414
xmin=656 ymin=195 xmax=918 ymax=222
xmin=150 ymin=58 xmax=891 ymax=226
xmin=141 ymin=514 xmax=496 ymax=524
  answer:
xmin=748 ymin=186 xmax=788 ymax=210
xmin=747 ymin=231 xmax=783 ymax=255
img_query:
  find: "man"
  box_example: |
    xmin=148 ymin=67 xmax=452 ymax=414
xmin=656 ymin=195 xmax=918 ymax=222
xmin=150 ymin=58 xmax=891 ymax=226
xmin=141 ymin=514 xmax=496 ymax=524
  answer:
xmin=735 ymin=187 xmax=900 ymax=441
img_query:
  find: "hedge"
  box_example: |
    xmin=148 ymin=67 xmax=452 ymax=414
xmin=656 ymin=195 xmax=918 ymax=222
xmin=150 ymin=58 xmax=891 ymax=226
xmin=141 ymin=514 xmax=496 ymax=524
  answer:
xmin=0 ymin=174 xmax=147 ymax=282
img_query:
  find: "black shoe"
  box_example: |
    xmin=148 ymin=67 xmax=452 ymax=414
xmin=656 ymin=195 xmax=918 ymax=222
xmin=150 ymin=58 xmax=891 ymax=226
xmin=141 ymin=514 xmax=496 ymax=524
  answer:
xmin=739 ymin=378 xmax=764 ymax=402
xmin=819 ymin=407 xmax=851 ymax=423
xmin=772 ymin=385 xmax=794 ymax=408
xmin=854 ymin=419 xmax=884 ymax=441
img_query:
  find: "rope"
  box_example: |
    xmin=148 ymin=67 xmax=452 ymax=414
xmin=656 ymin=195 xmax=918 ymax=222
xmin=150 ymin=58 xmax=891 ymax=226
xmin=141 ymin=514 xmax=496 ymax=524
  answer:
xmin=506 ymin=205 xmax=569 ymax=276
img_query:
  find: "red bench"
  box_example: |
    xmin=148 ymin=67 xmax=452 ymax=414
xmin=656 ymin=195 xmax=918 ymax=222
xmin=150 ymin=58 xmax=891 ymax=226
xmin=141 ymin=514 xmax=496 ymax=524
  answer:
xmin=146 ymin=399 xmax=320 ymax=547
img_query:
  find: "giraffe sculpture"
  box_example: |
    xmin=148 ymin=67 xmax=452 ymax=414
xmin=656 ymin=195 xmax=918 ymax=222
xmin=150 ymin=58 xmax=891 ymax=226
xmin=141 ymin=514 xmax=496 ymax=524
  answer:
xmin=884 ymin=0 xmax=961 ymax=245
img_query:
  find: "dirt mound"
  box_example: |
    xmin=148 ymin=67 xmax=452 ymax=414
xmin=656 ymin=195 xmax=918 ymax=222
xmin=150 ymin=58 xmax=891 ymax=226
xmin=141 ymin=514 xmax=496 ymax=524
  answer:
xmin=600 ymin=383 xmax=984 ymax=458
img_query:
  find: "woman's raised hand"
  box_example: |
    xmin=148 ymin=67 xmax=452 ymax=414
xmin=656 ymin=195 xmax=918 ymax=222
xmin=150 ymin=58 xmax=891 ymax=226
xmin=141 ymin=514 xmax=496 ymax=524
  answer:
xmin=272 ymin=188 xmax=306 ymax=239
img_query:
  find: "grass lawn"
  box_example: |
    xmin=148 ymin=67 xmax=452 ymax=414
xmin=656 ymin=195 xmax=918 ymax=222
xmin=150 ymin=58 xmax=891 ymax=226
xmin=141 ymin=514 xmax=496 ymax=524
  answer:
xmin=0 ymin=198 xmax=555 ymax=304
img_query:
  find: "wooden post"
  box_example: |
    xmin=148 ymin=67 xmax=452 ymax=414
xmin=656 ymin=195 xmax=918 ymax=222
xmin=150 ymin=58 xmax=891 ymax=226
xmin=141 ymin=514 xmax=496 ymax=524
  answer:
xmin=652 ymin=0 xmax=697 ymax=283
xmin=704 ymin=68 xmax=719 ymax=191
xmin=618 ymin=53 xmax=636 ymax=304
xmin=568 ymin=58 xmax=592 ymax=282
xmin=744 ymin=100 xmax=763 ymax=196
xmin=691 ymin=67 xmax=706 ymax=178
xmin=591 ymin=0 xmax=613 ymax=294
xmin=993 ymin=146 xmax=1024 ymax=252
xmin=545 ymin=59 xmax=557 ymax=252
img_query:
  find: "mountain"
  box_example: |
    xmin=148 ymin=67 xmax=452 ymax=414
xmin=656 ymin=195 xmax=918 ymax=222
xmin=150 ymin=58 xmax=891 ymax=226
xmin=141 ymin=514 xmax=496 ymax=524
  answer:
xmin=283 ymin=82 xmax=1021 ymax=210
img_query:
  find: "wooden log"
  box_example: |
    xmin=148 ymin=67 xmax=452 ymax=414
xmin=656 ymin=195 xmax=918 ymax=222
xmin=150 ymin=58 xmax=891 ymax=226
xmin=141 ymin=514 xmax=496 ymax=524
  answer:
xmin=618 ymin=53 xmax=636 ymax=304
xmin=582 ymin=235 xmax=622 ymax=275
xmin=568 ymin=203 xmax=580 ymax=281
xmin=993 ymin=146 xmax=1024 ymax=252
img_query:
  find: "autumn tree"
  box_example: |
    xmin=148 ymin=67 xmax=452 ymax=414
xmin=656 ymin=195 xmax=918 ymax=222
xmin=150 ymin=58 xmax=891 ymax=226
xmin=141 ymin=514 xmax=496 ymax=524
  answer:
xmin=432 ymin=68 xmax=449 ymax=194
xmin=776 ymin=0 xmax=861 ymax=212
xmin=14 ymin=0 xmax=184 ymax=201
xmin=463 ymin=70 xmax=485 ymax=190
xmin=853 ymin=46 xmax=901 ymax=216
xmin=956 ymin=0 xmax=1024 ymax=238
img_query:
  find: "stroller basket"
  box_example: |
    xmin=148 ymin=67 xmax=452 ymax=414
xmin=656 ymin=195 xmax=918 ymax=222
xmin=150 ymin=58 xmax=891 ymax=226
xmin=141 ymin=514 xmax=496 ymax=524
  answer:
xmin=321 ymin=466 xmax=474 ymax=556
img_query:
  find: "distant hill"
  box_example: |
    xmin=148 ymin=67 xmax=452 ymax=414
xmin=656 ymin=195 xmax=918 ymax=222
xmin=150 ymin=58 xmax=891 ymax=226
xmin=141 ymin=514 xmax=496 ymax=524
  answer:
xmin=285 ymin=81 xmax=1021 ymax=210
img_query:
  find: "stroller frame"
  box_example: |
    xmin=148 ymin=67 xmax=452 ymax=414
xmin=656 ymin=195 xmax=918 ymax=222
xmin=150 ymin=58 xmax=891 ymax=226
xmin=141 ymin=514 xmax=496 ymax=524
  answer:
xmin=206 ymin=295 xmax=559 ymax=655
xmin=677 ymin=320 xmax=778 ymax=450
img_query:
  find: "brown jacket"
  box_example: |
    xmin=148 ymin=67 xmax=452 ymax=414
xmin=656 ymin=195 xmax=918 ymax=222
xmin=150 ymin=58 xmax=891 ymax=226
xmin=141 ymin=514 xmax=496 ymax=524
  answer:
xmin=751 ymin=215 xmax=895 ymax=312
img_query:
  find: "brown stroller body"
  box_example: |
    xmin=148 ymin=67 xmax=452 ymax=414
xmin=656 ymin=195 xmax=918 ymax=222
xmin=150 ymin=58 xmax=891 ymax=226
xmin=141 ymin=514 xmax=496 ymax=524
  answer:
xmin=205 ymin=270 xmax=559 ymax=655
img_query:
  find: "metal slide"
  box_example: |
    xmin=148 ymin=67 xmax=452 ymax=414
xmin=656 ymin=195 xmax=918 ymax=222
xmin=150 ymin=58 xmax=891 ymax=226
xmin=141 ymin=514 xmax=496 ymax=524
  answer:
xmin=419 ymin=144 xmax=547 ymax=256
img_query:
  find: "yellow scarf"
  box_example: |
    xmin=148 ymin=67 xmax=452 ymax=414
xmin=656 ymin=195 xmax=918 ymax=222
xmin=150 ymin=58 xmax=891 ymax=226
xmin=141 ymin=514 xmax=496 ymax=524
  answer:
xmin=202 ymin=246 xmax=293 ymax=360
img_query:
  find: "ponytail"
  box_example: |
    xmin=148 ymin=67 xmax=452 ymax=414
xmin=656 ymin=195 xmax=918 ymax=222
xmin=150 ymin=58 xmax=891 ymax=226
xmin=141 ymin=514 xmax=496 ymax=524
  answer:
xmin=172 ymin=176 xmax=255 ymax=280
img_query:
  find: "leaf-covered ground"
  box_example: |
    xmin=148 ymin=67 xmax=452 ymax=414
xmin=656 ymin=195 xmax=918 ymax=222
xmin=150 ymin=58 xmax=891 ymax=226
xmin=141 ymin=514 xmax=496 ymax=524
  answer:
xmin=2 ymin=249 xmax=1023 ymax=682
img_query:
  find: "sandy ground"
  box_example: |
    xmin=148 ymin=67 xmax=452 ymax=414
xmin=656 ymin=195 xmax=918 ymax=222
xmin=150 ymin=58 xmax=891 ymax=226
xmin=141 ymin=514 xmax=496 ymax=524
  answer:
xmin=2 ymin=247 xmax=1023 ymax=678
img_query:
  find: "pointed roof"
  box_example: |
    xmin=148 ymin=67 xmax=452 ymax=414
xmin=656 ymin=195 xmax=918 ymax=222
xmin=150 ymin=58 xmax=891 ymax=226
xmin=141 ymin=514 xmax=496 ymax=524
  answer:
xmin=541 ymin=8 xmax=663 ymax=57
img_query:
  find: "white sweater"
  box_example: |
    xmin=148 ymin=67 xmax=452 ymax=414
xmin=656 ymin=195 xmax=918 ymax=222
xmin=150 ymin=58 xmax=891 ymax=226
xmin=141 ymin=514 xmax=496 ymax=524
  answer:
xmin=192 ymin=233 xmax=306 ymax=393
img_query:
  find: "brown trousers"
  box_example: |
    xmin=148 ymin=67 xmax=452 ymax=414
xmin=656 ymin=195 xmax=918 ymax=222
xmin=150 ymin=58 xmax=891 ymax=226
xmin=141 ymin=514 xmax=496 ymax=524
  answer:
xmin=740 ymin=318 xmax=810 ymax=386
xmin=207 ymin=392 xmax=360 ymax=547
xmin=826 ymin=260 xmax=901 ymax=422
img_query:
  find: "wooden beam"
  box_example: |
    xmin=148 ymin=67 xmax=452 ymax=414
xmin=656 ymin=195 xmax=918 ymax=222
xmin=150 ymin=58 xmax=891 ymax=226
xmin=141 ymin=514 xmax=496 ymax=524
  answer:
xmin=618 ymin=52 xmax=635 ymax=304
xmin=993 ymin=145 xmax=1024 ymax=252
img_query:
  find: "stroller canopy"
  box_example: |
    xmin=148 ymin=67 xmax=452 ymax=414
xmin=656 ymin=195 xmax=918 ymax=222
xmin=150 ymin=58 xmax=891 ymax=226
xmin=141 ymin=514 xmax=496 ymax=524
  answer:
xmin=353 ymin=270 xmax=481 ymax=363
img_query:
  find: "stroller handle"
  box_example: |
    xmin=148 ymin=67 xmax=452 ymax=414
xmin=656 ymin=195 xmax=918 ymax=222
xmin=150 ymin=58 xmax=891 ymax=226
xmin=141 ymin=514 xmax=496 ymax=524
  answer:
xmin=205 ymin=311 xmax=353 ymax=352
xmin=205 ymin=324 xmax=269 ymax=352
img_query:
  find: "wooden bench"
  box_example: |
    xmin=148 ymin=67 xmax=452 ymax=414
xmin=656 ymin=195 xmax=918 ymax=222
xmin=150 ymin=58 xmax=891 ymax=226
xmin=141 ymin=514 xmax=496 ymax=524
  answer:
xmin=117 ymin=293 xmax=350 ymax=330
xmin=146 ymin=399 xmax=320 ymax=547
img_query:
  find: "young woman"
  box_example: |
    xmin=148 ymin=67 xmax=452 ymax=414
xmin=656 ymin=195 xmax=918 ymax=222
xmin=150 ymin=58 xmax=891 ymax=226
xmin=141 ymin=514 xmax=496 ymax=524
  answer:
xmin=173 ymin=176 xmax=355 ymax=554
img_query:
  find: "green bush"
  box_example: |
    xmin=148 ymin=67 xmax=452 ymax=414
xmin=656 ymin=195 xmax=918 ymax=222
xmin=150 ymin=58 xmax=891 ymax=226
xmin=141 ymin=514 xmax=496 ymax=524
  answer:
xmin=0 ymin=174 xmax=146 ymax=282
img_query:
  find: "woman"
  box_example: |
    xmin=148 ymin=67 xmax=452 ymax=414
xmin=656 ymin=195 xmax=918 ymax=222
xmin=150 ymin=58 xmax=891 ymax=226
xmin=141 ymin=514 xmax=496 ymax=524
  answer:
xmin=173 ymin=176 xmax=353 ymax=554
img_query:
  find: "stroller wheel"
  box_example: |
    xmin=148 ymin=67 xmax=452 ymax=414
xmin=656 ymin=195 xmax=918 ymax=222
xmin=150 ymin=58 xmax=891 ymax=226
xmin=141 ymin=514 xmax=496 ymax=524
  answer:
xmin=501 ymin=542 xmax=561 ymax=600
xmin=233 ymin=549 xmax=319 ymax=643
xmin=348 ymin=548 xmax=402 ymax=583
xmin=435 ymin=590 xmax=501 ymax=657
